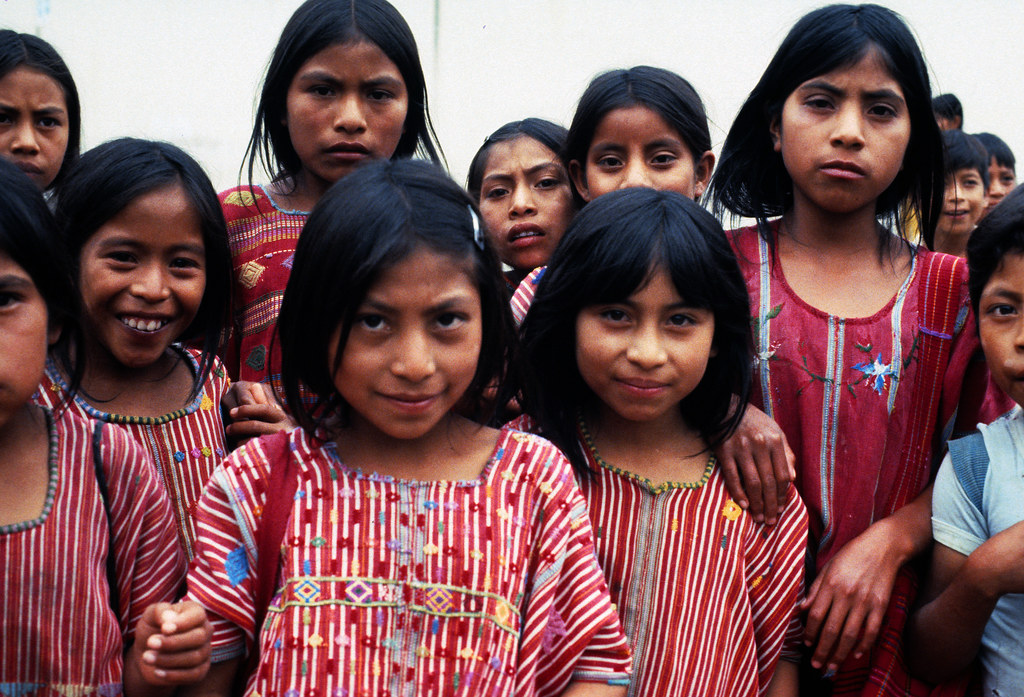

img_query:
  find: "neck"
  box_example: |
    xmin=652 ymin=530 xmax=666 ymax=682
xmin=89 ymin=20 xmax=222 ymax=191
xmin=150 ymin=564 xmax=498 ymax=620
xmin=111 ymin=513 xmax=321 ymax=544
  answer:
xmin=584 ymin=403 xmax=706 ymax=461
xmin=932 ymin=228 xmax=969 ymax=258
xmin=784 ymin=192 xmax=886 ymax=255
xmin=77 ymin=338 xmax=183 ymax=407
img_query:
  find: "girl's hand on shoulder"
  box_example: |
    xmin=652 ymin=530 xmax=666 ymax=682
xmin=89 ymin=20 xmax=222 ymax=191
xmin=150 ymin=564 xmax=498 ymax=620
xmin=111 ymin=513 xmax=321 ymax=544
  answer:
xmin=131 ymin=601 xmax=212 ymax=686
xmin=715 ymin=403 xmax=795 ymax=524
xmin=223 ymin=381 xmax=295 ymax=442
xmin=800 ymin=521 xmax=903 ymax=676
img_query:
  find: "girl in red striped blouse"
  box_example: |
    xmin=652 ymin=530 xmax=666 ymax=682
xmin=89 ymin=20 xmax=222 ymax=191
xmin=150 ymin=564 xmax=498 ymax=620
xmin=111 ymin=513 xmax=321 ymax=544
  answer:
xmin=0 ymin=159 xmax=210 ymax=693
xmin=519 ymin=187 xmax=808 ymax=697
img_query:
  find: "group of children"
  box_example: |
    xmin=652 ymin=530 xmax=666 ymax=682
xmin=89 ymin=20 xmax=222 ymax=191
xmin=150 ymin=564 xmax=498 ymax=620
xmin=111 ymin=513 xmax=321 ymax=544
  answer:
xmin=1 ymin=1 xmax=1022 ymax=696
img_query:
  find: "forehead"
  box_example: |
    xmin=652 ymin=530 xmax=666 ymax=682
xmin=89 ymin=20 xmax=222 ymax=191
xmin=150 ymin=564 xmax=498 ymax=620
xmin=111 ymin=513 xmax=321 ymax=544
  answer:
xmin=367 ymin=247 xmax=477 ymax=299
xmin=0 ymin=65 xmax=67 ymax=106
xmin=797 ymin=47 xmax=902 ymax=95
xmin=593 ymin=104 xmax=681 ymax=142
xmin=984 ymin=252 xmax=1024 ymax=293
xmin=293 ymin=40 xmax=404 ymax=83
xmin=484 ymin=137 xmax=561 ymax=175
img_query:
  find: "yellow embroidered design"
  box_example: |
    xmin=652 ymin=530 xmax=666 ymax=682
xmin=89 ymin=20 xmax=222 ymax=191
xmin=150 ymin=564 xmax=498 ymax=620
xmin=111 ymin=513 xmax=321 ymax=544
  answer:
xmin=224 ymin=190 xmax=261 ymax=207
xmin=238 ymin=261 xmax=265 ymax=289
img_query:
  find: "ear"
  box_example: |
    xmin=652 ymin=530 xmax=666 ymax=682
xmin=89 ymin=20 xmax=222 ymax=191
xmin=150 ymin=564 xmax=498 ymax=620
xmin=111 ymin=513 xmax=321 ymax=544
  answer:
xmin=692 ymin=150 xmax=716 ymax=199
xmin=769 ymin=116 xmax=782 ymax=153
xmin=47 ymin=322 xmax=61 ymax=347
xmin=569 ymin=160 xmax=592 ymax=202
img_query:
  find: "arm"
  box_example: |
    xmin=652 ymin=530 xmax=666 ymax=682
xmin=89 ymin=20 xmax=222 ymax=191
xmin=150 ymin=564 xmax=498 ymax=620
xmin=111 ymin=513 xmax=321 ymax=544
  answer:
xmin=765 ymin=660 xmax=798 ymax=697
xmin=124 ymin=602 xmax=212 ymax=696
xmin=802 ymin=483 xmax=933 ymax=674
xmin=715 ymin=403 xmax=795 ymax=525
xmin=906 ymin=522 xmax=1024 ymax=681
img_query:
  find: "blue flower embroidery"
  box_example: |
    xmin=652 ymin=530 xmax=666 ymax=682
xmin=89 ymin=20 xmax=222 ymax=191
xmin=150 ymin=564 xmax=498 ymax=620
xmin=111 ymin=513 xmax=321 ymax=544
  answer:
xmin=853 ymin=354 xmax=897 ymax=394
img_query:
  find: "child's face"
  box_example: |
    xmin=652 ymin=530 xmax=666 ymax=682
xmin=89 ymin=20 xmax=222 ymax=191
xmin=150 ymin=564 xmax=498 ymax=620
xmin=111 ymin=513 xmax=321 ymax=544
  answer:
xmin=986 ymin=157 xmax=1016 ymax=214
xmin=285 ymin=41 xmax=409 ymax=197
xmin=478 ymin=136 xmax=575 ymax=274
xmin=770 ymin=48 xmax=910 ymax=218
xmin=0 ymin=66 xmax=69 ymax=190
xmin=977 ymin=251 xmax=1024 ymax=407
xmin=937 ymin=168 xmax=987 ymax=241
xmin=570 ymin=105 xmax=714 ymax=202
xmin=329 ymin=248 xmax=482 ymax=443
xmin=0 ymin=250 xmax=57 ymax=426
xmin=78 ymin=184 xmax=206 ymax=371
xmin=575 ymin=266 xmax=715 ymax=426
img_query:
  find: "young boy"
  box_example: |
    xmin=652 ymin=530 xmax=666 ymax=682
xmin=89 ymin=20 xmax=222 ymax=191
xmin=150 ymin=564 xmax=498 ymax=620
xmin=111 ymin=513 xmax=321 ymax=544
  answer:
xmin=975 ymin=132 xmax=1017 ymax=218
xmin=934 ymin=129 xmax=990 ymax=257
xmin=906 ymin=184 xmax=1024 ymax=693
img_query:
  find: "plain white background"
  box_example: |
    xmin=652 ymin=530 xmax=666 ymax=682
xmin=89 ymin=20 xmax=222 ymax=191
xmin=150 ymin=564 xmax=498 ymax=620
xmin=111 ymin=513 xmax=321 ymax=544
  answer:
xmin=2 ymin=1 xmax=1020 ymax=191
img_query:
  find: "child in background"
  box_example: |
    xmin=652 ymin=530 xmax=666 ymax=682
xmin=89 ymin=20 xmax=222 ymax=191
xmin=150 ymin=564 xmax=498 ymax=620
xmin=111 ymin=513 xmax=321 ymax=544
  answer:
xmin=933 ymin=93 xmax=963 ymax=131
xmin=0 ymin=29 xmax=80 ymax=191
xmin=185 ymin=160 xmax=631 ymax=696
xmin=467 ymin=118 xmax=575 ymax=291
xmin=518 ymin=187 xmax=807 ymax=696
xmin=907 ymin=185 xmax=1024 ymax=694
xmin=37 ymin=138 xmax=232 ymax=560
xmin=934 ymin=130 xmax=989 ymax=257
xmin=510 ymin=66 xmax=714 ymax=322
xmin=709 ymin=5 xmax=992 ymax=694
xmin=974 ymin=132 xmax=1016 ymax=217
xmin=221 ymin=0 xmax=443 ymax=431
xmin=0 ymin=159 xmax=211 ymax=695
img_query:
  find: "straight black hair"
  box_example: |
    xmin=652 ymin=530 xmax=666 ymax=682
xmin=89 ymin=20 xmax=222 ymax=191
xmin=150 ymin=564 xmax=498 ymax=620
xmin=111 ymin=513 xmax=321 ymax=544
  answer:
xmin=0 ymin=158 xmax=82 ymax=402
xmin=245 ymin=0 xmax=443 ymax=191
xmin=967 ymin=185 xmax=1024 ymax=318
xmin=0 ymin=29 xmax=80 ymax=189
xmin=466 ymin=118 xmax=569 ymax=200
xmin=565 ymin=66 xmax=711 ymax=204
xmin=519 ymin=187 xmax=752 ymax=476
xmin=278 ymin=159 xmax=517 ymax=436
xmin=54 ymin=138 xmax=231 ymax=400
xmin=933 ymin=93 xmax=963 ymax=128
xmin=942 ymin=130 xmax=989 ymax=188
xmin=974 ymin=132 xmax=1016 ymax=171
xmin=709 ymin=4 xmax=943 ymax=250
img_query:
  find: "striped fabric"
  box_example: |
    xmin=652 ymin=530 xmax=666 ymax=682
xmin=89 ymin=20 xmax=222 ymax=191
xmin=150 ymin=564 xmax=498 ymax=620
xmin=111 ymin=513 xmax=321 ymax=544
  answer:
xmin=36 ymin=347 xmax=230 ymax=559
xmin=575 ymin=441 xmax=807 ymax=696
xmin=219 ymin=185 xmax=308 ymax=392
xmin=509 ymin=266 xmax=544 ymax=326
xmin=729 ymin=224 xmax=985 ymax=696
xmin=0 ymin=407 xmax=185 ymax=694
xmin=186 ymin=426 xmax=632 ymax=696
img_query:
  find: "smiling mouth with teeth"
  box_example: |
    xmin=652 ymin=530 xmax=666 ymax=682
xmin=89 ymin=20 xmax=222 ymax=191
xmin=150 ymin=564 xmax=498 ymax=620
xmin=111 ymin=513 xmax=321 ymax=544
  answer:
xmin=121 ymin=317 xmax=169 ymax=333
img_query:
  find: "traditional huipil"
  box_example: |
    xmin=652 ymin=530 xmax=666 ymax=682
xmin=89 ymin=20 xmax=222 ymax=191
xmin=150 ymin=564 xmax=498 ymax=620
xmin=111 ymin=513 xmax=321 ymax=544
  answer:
xmin=730 ymin=222 xmax=985 ymax=696
xmin=36 ymin=347 xmax=230 ymax=558
xmin=0 ymin=407 xmax=185 ymax=695
xmin=187 ymin=426 xmax=632 ymax=696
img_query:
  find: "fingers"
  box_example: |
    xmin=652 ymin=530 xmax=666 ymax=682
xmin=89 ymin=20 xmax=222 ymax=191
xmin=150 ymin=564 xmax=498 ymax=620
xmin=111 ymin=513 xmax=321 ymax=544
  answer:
xmin=717 ymin=449 xmax=750 ymax=512
xmin=739 ymin=448 xmax=773 ymax=524
xmin=248 ymin=382 xmax=270 ymax=405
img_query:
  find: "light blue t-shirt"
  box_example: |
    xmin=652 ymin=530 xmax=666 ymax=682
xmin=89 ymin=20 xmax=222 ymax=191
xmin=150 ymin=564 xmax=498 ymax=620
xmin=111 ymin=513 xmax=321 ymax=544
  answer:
xmin=932 ymin=406 xmax=1024 ymax=693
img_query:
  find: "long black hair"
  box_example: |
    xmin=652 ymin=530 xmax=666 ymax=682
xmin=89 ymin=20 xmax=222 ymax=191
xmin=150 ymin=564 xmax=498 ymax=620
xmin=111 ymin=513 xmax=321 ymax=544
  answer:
xmin=709 ymin=4 xmax=943 ymax=249
xmin=54 ymin=138 xmax=231 ymax=400
xmin=519 ymin=187 xmax=752 ymax=475
xmin=277 ymin=159 xmax=517 ymax=437
xmin=245 ymin=0 xmax=443 ymax=190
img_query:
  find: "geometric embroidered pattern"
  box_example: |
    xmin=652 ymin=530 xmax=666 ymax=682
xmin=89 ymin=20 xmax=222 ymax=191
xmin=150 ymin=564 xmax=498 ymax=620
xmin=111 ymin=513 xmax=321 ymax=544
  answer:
xmin=238 ymin=261 xmax=265 ymax=290
xmin=293 ymin=579 xmax=322 ymax=604
xmin=345 ymin=579 xmax=373 ymax=604
xmin=424 ymin=587 xmax=454 ymax=614
xmin=245 ymin=345 xmax=267 ymax=372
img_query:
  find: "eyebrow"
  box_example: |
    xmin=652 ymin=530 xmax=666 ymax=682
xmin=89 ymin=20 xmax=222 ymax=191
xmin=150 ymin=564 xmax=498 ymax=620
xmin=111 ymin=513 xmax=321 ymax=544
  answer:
xmin=360 ymin=294 xmax=475 ymax=314
xmin=95 ymin=236 xmax=205 ymax=257
xmin=297 ymin=70 xmax=404 ymax=89
xmin=482 ymin=162 xmax=565 ymax=183
xmin=0 ymin=274 xmax=35 ymax=290
xmin=983 ymin=287 xmax=1023 ymax=303
xmin=798 ymin=80 xmax=906 ymax=105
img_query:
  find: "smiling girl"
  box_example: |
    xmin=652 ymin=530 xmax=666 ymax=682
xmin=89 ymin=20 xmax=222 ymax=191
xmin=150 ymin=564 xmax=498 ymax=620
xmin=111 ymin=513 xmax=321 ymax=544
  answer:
xmin=37 ymin=138 xmax=232 ymax=561
xmin=220 ymin=0 xmax=443 ymax=430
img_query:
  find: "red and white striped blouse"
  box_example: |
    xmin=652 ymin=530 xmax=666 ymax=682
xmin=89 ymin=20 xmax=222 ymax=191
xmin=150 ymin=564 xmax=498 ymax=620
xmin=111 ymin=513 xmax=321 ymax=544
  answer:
xmin=186 ymin=425 xmax=632 ymax=696
xmin=0 ymin=406 xmax=185 ymax=695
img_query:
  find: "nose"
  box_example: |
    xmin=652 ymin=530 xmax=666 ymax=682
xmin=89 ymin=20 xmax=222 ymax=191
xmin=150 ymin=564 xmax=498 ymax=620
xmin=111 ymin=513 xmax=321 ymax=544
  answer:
xmin=509 ymin=183 xmax=536 ymax=218
xmin=129 ymin=263 xmax=171 ymax=302
xmin=10 ymin=121 xmax=40 ymax=154
xmin=620 ymin=158 xmax=653 ymax=190
xmin=1014 ymin=317 xmax=1024 ymax=351
xmin=391 ymin=328 xmax=436 ymax=382
xmin=830 ymin=105 xmax=865 ymax=149
xmin=334 ymin=94 xmax=368 ymax=133
xmin=625 ymin=322 xmax=667 ymax=368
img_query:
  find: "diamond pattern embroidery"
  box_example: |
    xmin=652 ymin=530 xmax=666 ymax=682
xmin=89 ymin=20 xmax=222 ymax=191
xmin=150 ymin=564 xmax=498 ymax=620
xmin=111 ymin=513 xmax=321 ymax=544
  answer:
xmin=293 ymin=579 xmax=322 ymax=603
xmin=345 ymin=580 xmax=373 ymax=604
xmin=238 ymin=261 xmax=265 ymax=289
xmin=424 ymin=587 xmax=454 ymax=614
